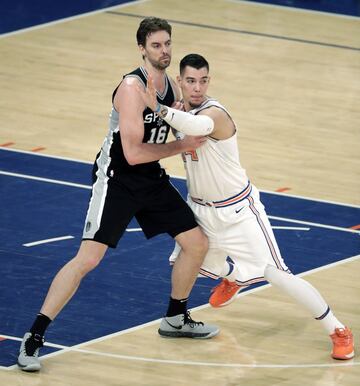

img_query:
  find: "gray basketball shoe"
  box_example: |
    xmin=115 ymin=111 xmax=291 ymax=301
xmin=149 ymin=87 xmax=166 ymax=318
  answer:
xmin=17 ymin=332 xmax=44 ymax=372
xmin=158 ymin=311 xmax=220 ymax=339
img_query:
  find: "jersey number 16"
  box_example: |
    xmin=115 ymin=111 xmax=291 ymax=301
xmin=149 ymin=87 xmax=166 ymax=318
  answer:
xmin=148 ymin=126 xmax=168 ymax=144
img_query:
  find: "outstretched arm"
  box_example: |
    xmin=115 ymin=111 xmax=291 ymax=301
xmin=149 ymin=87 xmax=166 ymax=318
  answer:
xmin=114 ymin=77 xmax=206 ymax=165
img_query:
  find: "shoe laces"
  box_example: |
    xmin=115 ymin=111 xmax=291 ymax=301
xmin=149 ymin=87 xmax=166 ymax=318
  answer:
xmin=211 ymin=279 xmax=229 ymax=293
xmin=24 ymin=334 xmax=44 ymax=356
xmin=184 ymin=311 xmax=204 ymax=328
xmin=212 ymin=279 xmax=239 ymax=294
xmin=333 ymin=328 xmax=352 ymax=346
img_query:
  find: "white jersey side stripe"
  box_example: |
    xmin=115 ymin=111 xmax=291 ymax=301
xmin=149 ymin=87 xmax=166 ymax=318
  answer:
xmin=247 ymin=195 xmax=289 ymax=272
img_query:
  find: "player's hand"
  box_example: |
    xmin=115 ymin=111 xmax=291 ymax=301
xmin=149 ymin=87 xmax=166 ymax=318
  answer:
xmin=172 ymin=101 xmax=185 ymax=111
xmin=136 ymin=74 xmax=158 ymax=111
xmin=181 ymin=135 xmax=207 ymax=151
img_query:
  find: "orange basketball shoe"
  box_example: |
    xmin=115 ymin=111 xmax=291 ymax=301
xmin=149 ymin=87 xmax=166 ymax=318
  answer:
xmin=209 ymin=279 xmax=244 ymax=308
xmin=330 ymin=327 xmax=354 ymax=360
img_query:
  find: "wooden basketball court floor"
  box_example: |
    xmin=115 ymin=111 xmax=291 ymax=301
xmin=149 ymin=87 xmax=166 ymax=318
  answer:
xmin=0 ymin=0 xmax=359 ymax=384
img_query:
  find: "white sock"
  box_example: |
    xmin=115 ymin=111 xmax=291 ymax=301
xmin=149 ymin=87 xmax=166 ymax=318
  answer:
xmin=264 ymin=265 xmax=344 ymax=334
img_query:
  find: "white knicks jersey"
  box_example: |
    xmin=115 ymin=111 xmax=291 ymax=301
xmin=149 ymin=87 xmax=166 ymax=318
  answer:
xmin=179 ymin=98 xmax=249 ymax=202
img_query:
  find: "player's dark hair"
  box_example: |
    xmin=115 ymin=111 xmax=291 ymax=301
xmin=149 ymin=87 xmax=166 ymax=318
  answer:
xmin=180 ymin=54 xmax=209 ymax=75
xmin=136 ymin=17 xmax=172 ymax=46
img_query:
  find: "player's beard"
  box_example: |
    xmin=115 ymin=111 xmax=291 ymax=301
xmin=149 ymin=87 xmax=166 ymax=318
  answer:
xmin=148 ymin=55 xmax=171 ymax=70
xmin=189 ymin=101 xmax=202 ymax=109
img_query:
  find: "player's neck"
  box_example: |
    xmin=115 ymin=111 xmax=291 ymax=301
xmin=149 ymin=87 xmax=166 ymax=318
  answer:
xmin=184 ymin=98 xmax=208 ymax=112
xmin=143 ymin=64 xmax=167 ymax=92
xmin=143 ymin=63 xmax=166 ymax=78
xmin=184 ymin=101 xmax=192 ymax=112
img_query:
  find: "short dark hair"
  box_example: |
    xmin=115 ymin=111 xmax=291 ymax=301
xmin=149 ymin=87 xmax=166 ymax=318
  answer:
xmin=180 ymin=54 xmax=209 ymax=75
xmin=136 ymin=17 xmax=172 ymax=46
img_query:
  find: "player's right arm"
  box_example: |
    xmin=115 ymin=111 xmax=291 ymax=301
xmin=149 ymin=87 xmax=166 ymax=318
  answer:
xmin=114 ymin=78 xmax=206 ymax=165
xmin=139 ymin=75 xmax=214 ymax=136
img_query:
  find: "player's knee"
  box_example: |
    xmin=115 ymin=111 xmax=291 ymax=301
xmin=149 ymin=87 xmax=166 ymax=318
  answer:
xmin=73 ymin=254 xmax=103 ymax=277
xmin=264 ymin=264 xmax=273 ymax=278
xmin=264 ymin=264 xmax=279 ymax=278
xmin=184 ymin=230 xmax=208 ymax=259
xmin=264 ymin=264 xmax=291 ymax=284
xmin=72 ymin=241 xmax=107 ymax=277
xmin=196 ymin=232 xmax=208 ymax=256
xmin=83 ymin=256 xmax=102 ymax=274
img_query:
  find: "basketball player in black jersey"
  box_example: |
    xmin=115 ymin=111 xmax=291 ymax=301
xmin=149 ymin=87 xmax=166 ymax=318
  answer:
xmin=18 ymin=17 xmax=219 ymax=372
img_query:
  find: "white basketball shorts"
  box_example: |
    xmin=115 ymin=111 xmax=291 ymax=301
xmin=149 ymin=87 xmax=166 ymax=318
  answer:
xmin=169 ymin=185 xmax=289 ymax=285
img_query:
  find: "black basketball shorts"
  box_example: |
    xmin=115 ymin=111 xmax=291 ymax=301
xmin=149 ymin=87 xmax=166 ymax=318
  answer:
xmin=82 ymin=171 xmax=198 ymax=248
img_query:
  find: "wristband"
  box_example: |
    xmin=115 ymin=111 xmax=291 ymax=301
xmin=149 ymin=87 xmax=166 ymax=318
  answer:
xmin=154 ymin=103 xmax=161 ymax=113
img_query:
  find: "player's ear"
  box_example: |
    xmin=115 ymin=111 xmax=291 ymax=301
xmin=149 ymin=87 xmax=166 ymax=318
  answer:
xmin=138 ymin=44 xmax=145 ymax=59
xmin=176 ymin=75 xmax=181 ymax=85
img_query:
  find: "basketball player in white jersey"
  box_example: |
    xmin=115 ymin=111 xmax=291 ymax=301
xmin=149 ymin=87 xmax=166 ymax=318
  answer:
xmin=139 ymin=53 xmax=354 ymax=360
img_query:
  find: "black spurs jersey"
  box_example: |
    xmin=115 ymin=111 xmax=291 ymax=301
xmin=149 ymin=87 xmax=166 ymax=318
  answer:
xmin=94 ymin=67 xmax=177 ymax=193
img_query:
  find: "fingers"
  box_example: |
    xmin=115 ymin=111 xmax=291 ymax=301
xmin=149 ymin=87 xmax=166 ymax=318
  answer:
xmin=184 ymin=135 xmax=207 ymax=141
xmin=172 ymin=101 xmax=185 ymax=111
xmin=182 ymin=135 xmax=207 ymax=151
xmin=147 ymin=74 xmax=156 ymax=93
xmin=146 ymin=75 xmax=158 ymax=108
xmin=193 ymin=135 xmax=207 ymax=142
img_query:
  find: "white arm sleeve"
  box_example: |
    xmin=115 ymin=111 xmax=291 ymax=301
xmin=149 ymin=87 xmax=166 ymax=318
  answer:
xmin=161 ymin=106 xmax=214 ymax=136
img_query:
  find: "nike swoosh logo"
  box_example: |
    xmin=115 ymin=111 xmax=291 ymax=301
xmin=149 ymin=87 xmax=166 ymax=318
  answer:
xmin=235 ymin=208 xmax=243 ymax=213
xmin=165 ymin=320 xmax=182 ymax=330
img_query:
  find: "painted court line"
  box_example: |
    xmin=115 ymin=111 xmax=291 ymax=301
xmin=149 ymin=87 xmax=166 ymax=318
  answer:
xmin=2 ymin=147 xmax=358 ymax=208
xmin=227 ymin=0 xmax=360 ymax=20
xmin=1 ymin=169 xmax=359 ymax=235
xmin=0 ymin=0 xmax=148 ymax=39
xmin=272 ymin=226 xmax=310 ymax=231
xmin=268 ymin=215 xmax=360 ymax=235
xmin=0 ymin=146 xmax=93 ymax=164
xmin=0 ymin=170 xmax=92 ymax=190
xmin=2 ymin=255 xmax=359 ymax=371
xmin=107 ymin=11 xmax=360 ymax=51
xmin=127 ymin=226 xmax=309 ymax=232
xmin=23 ymin=232 xmax=138 ymax=246
xmin=126 ymin=228 xmax=143 ymax=232
xmin=23 ymin=236 xmax=74 ymax=247
xmin=2 ymin=333 xmax=358 ymax=369
xmin=171 ymin=172 xmax=360 ymax=209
